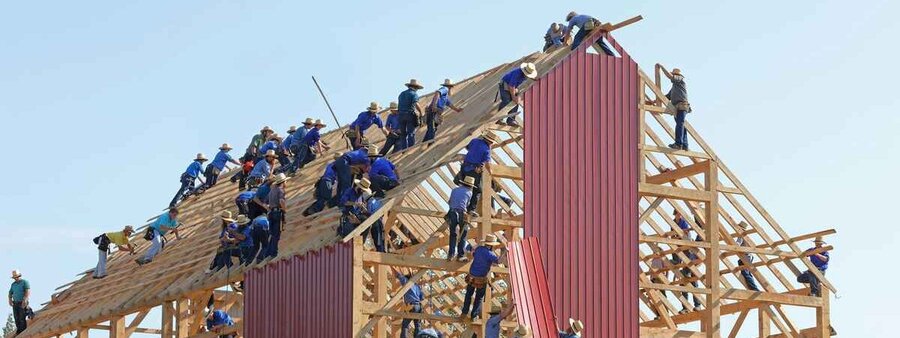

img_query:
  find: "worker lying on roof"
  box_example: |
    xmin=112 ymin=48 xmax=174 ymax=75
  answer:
xmin=460 ymin=234 xmax=507 ymax=320
xmin=207 ymin=214 xmax=252 ymax=273
xmin=247 ymin=149 xmax=277 ymax=189
xmin=203 ymin=143 xmax=241 ymax=192
xmin=495 ymin=63 xmax=537 ymax=127
xmin=559 ymin=318 xmax=584 ymax=338
xmin=205 ymin=309 xmax=236 ymax=338
xmin=395 ymin=268 xmax=425 ymax=338
xmin=543 ymin=22 xmax=570 ymax=51
xmin=348 ymin=102 xmax=387 ymax=150
xmin=380 ymin=102 xmax=401 ymax=155
xmin=447 ymin=176 xmax=477 ymax=262
xmin=303 ymin=153 xmax=342 ymax=216
xmin=368 ymin=153 xmax=398 ymax=198
xmin=92 ymin=225 xmax=135 ymax=279
xmin=337 ymin=178 xmax=372 ymax=237
xmin=423 ymin=79 xmax=464 ymax=142
xmin=136 ymin=208 xmax=181 ymax=265
xmin=169 ymin=153 xmax=207 ymax=208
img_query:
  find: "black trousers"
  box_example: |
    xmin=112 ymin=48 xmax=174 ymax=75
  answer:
xmin=12 ymin=301 xmax=27 ymax=334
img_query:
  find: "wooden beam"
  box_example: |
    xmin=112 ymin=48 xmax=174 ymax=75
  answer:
xmin=351 ymin=237 xmax=365 ymax=336
xmin=816 ymin=288 xmax=831 ymax=338
xmin=639 ymin=327 xmax=705 ymax=338
xmin=641 ymin=144 xmax=712 ymax=159
xmin=109 ymin=316 xmax=126 ymax=338
xmin=645 ymin=160 xmax=710 ymax=185
xmin=704 ymin=163 xmax=721 ymax=338
xmin=759 ymin=308 xmax=771 ymax=337
xmin=363 ymin=251 xmax=509 ymax=274
xmin=601 ymin=15 xmax=644 ymax=32
xmin=488 ymin=164 xmax=523 ymax=180
xmin=720 ymin=289 xmax=823 ymax=308
xmin=726 ymin=310 xmax=748 ymax=338
xmin=162 ymin=301 xmax=174 ymax=338
xmin=76 ymin=328 xmax=89 ymax=338
xmin=639 ymin=183 xmax=714 ymax=202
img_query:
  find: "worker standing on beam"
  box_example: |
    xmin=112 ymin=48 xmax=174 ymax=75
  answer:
xmin=460 ymin=234 xmax=506 ymax=320
xmin=423 ymin=79 xmax=464 ymax=142
xmin=264 ymin=173 xmax=289 ymax=260
xmin=543 ymin=22 xmax=570 ymax=51
xmin=396 ymin=270 xmax=425 ymax=338
xmin=303 ymin=153 xmax=342 ymax=216
xmin=559 ymin=318 xmax=584 ymax=338
xmin=735 ymin=221 xmax=760 ymax=291
xmin=348 ymin=102 xmax=387 ymax=150
xmin=484 ymin=301 xmax=516 ymax=338
xmin=446 ymin=176 xmax=476 ymax=262
xmin=396 ymin=78 xmax=426 ymax=151
xmin=660 ymin=66 xmax=691 ymax=151
xmin=247 ymin=150 xmax=277 ymax=189
xmin=455 ymin=131 xmax=500 ymax=212
xmin=496 ymin=63 xmax=537 ymax=126
xmin=205 ymin=309 xmax=236 ymax=338
xmin=296 ymin=119 xmax=331 ymax=170
xmin=92 ymin=225 xmax=135 ymax=279
xmin=368 ymin=152 xmax=399 ymax=198
xmin=168 ymin=153 xmax=207 ymax=208
xmin=565 ymin=11 xmax=603 ymax=51
xmin=136 ymin=208 xmax=181 ymax=265
xmin=203 ymin=143 xmax=241 ymax=191
xmin=8 ymin=270 xmax=30 ymax=335
xmin=380 ymin=102 xmax=401 ymax=155
xmin=798 ymin=237 xmax=830 ymax=297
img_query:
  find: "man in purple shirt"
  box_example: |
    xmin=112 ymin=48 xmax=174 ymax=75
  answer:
xmin=566 ymin=11 xmax=604 ymax=52
xmin=380 ymin=102 xmax=401 ymax=156
xmin=303 ymin=153 xmax=342 ymax=216
xmin=423 ymin=79 xmax=464 ymax=142
xmin=454 ymin=131 xmax=500 ymax=212
xmin=459 ymin=234 xmax=506 ymax=320
xmin=296 ymin=119 xmax=331 ymax=170
xmin=349 ymin=102 xmax=387 ymax=149
xmin=798 ymin=237 xmax=830 ymax=297
xmin=333 ymin=146 xmax=377 ymax=207
xmin=496 ymin=63 xmax=537 ymax=126
xmin=446 ymin=176 xmax=475 ymax=261
xmin=396 ymin=79 xmax=425 ymax=151
xmin=368 ymin=156 xmax=399 ymax=198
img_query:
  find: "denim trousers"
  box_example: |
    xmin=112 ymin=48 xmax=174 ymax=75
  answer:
xmin=333 ymin=158 xmax=353 ymax=206
xmin=397 ymin=113 xmax=419 ymax=151
xmin=461 ymin=284 xmax=487 ymax=319
xmin=674 ymin=110 xmax=688 ymax=147
xmin=12 ymin=301 xmax=27 ymax=333
xmin=380 ymin=134 xmax=400 ymax=156
xmin=369 ymin=174 xmax=399 ymax=197
xmin=144 ymin=229 xmax=164 ymax=262
xmin=94 ymin=249 xmax=108 ymax=277
xmin=446 ymin=209 xmax=468 ymax=258
xmin=305 ymin=178 xmax=335 ymax=215
xmin=265 ymin=209 xmax=284 ymax=259
xmin=400 ymin=303 xmax=422 ymax=338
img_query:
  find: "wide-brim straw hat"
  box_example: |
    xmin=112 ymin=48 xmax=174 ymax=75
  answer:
xmin=672 ymin=68 xmax=683 ymax=76
xmin=287 ymin=126 xmax=298 ymax=133
xmin=303 ymin=118 xmax=315 ymax=125
xmin=235 ymin=215 xmax=251 ymax=225
xmin=489 ymin=304 xmax=502 ymax=314
xmin=814 ymin=236 xmax=826 ymax=244
xmin=482 ymin=130 xmax=500 ymax=144
xmin=355 ymin=178 xmax=373 ymax=194
xmin=195 ymin=153 xmax=208 ymax=161
xmin=272 ymin=173 xmax=290 ymax=184
xmin=366 ymin=145 xmax=381 ymax=157
xmin=219 ymin=143 xmax=233 ymax=150
xmin=314 ymin=119 xmax=326 ymax=127
xmin=220 ymin=210 xmax=235 ymax=222
xmin=123 ymin=225 xmax=135 ymax=234
xmin=515 ymin=324 xmax=531 ymax=337
xmin=460 ymin=176 xmax=476 ymax=188
xmin=482 ymin=234 xmax=501 ymax=246
xmin=405 ymin=78 xmax=424 ymax=89
xmin=388 ymin=102 xmax=399 ymax=111
xmin=332 ymin=153 xmax=343 ymax=160
xmin=11 ymin=270 xmax=22 ymax=279
xmin=441 ymin=78 xmax=455 ymax=87
xmin=367 ymin=101 xmax=380 ymax=112
xmin=264 ymin=149 xmax=277 ymax=158
xmin=569 ymin=318 xmax=584 ymax=334
xmin=261 ymin=126 xmax=273 ymax=133
xmin=520 ymin=62 xmax=538 ymax=79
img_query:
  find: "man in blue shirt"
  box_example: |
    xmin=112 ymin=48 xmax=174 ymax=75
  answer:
xmin=250 ymin=214 xmax=271 ymax=264
xmin=454 ymin=131 xmax=500 ymax=212
xmin=446 ymin=176 xmax=475 ymax=261
xmin=169 ymin=153 xmax=208 ymax=208
xmin=137 ymin=208 xmax=181 ymax=265
xmin=234 ymin=189 xmax=256 ymax=216
xmin=257 ymin=134 xmax=281 ymax=161
xmin=208 ymin=216 xmax=251 ymax=272
xmin=484 ymin=302 xmax=516 ymax=338
xmin=369 ymin=156 xmax=399 ymax=198
xmin=295 ymin=119 xmax=331 ymax=170
xmin=248 ymin=179 xmax=272 ymax=219
xmin=396 ymin=270 xmax=425 ymax=338
xmin=460 ymin=234 xmax=506 ymax=320
xmin=396 ymin=79 xmax=425 ymax=151
xmin=248 ymin=150 xmax=277 ymax=188
xmin=559 ymin=318 xmax=584 ymax=338
xmin=303 ymin=153 xmax=342 ymax=217
xmin=543 ymin=22 xmax=570 ymax=51
xmin=8 ymin=270 xmax=30 ymax=334
xmin=380 ymin=102 xmax=401 ymax=156
xmin=670 ymin=210 xmax=701 ymax=313
xmin=333 ymin=146 xmax=377 ymax=207
xmin=204 ymin=143 xmax=241 ymax=190
xmin=423 ymin=79 xmax=464 ymax=142
xmin=205 ymin=309 xmax=236 ymax=338
xmin=286 ymin=118 xmax=314 ymax=173
xmin=496 ymin=63 xmax=537 ymax=126
xmin=337 ymin=178 xmax=372 ymax=237
xmin=566 ymin=11 xmax=603 ymax=51
xmin=349 ymin=102 xmax=387 ymax=149
xmin=798 ymin=237 xmax=830 ymax=297
xmin=361 ymin=195 xmax=386 ymax=252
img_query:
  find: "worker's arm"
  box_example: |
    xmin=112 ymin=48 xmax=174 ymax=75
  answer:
xmin=8 ymin=292 xmax=12 ymax=307
xmin=117 ymin=244 xmax=135 ymax=253
xmin=160 ymin=225 xmax=182 ymax=240
xmin=23 ymin=289 xmax=30 ymax=306
xmin=814 ymin=253 xmax=829 ymax=262
xmin=656 ymin=63 xmax=673 ymax=80
xmin=499 ymin=301 xmax=516 ymax=320
xmin=449 ymin=102 xmax=463 ymax=113
xmin=252 ymin=196 xmax=269 ymax=210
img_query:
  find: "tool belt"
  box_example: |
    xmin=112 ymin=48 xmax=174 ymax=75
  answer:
xmin=344 ymin=129 xmax=359 ymax=139
xmin=93 ymin=234 xmax=111 ymax=252
xmin=426 ymin=106 xmax=446 ymax=126
xmin=466 ymin=275 xmax=488 ymax=288
xmin=583 ymin=18 xmax=601 ymax=31
xmin=676 ymin=100 xmax=692 ymax=113
xmin=143 ymin=228 xmax=155 ymax=241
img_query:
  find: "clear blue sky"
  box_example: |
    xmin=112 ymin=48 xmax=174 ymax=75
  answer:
xmin=1 ymin=0 xmax=896 ymax=336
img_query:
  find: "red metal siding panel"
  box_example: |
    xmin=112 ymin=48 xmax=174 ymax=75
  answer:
xmin=508 ymin=238 xmax=559 ymax=338
xmin=243 ymin=243 xmax=354 ymax=338
xmin=524 ymin=32 xmax=639 ymax=338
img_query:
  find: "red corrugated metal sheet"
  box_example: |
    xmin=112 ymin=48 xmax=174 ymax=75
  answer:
xmin=524 ymin=31 xmax=640 ymax=338
xmin=508 ymin=237 xmax=559 ymax=338
xmin=243 ymin=243 xmax=354 ymax=338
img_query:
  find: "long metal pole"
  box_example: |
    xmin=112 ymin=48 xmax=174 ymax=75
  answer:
xmin=311 ymin=76 xmax=351 ymax=150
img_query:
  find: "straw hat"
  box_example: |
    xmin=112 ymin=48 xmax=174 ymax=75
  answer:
xmin=366 ymin=145 xmax=381 ymax=157
xmin=123 ymin=225 xmax=135 ymax=234
xmin=261 ymin=126 xmax=273 ymax=133
xmin=264 ymin=149 xmax=277 ymax=158
xmin=520 ymin=62 xmax=538 ymax=80
xmin=489 ymin=304 xmax=502 ymax=314
xmin=482 ymin=234 xmax=501 ymax=246
xmin=515 ymin=324 xmax=531 ymax=337
xmin=405 ymin=78 xmax=424 ymax=89
xmin=367 ymin=101 xmax=380 ymax=112
xmin=11 ymin=270 xmax=22 ymax=279
xmin=333 ymin=153 xmax=343 ymax=160
xmin=303 ymin=118 xmax=315 ymax=125
xmin=482 ymin=130 xmax=500 ymax=144
xmin=672 ymin=68 xmax=683 ymax=76
xmin=287 ymin=126 xmax=298 ymax=133
xmin=738 ymin=221 xmax=749 ymax=229
xmin=235 ymin=215 xmax=251 ymax=225
xmin=267 ymin=133 xmax=280 ymax=141
xmin=272 ymin=173 xmax=290 ymax=185
xmin=460 ymin=176 xmax=476 ymax=188
xmin=220 ymin=210 xmax=235 ymax=222
xmin=568 ymin=318 xmax=584 ymax=334
xmin=441 ymin=79 xmax=455 ymax=87
xmin=314 ymin=119 xmax=326 ymax=127
xmin=355 ymin=178 xmax=373 ymax=195
xmin=219 ymin=143 xmax=233 ymax=151
xmin=195 ymin=153 xmax=208 ymax=161
xmin=814 ymin=236 xmax=826 ymax=244
xmin=388 ymin=102 xmax=399 ymax=111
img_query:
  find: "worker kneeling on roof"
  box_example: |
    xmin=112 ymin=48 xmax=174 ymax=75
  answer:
xmin=303 ymin=153 xmax=342 ymax=216
xmin=92 ymin=225 xmax=135 ymax=279
xmin=495 ymin=63 xmax=537 ymax=127
xmin=368 ymin=147 xmax=399 ymax=198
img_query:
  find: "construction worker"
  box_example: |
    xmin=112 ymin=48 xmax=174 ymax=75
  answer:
xmin=243 ymin=126 xmax=274 ymax=162
xmin=296 ymin=119 xmax=331 ymax=169
xmin=455 ymin=131 xmax=500 ymax=212
xmin=361 ymin=194 xmax=386 ymax=252
xmin=559 ymin=318 xmax=584 ymax=338
xmin=447 ymin=176 xmax=476 ymax=261
xmin=396 ymin=78 xmax=426 ymax=151
xmin=381 ymin=102 xmax=401 ymax=155
xmin=169 ymin=153 xmax=208 ymax=207
xmin=234 ymin=188 xmax=256 ymax=216
xmin=565 ymin=11 xmax=602 ymax=51
xmin=543 ymin=22 xmax=569 ymax=51
xmin=303 ymin=153 xmax=342 ymax=216
xmin=92 ymin=225 xmax=136 ymax=279
xmin=203 ymin=143 xmax=241 ymax=191
xmin=333 ymin=146 xmax=377 ymax=208
xmin=137 ymin=208 xmax=181 ymax=265
xmin=264 ymin=173 xmax=289 ymax=260
xmin=648 ymin=255 xmax=668 ymax=319
xmin=286 ymin=118 xmax=314 ymax=174
xmin=337 ymin=178 xmax=372 ymax=237
xmin=670 ymin=210 xmax=701 ymax=313
xmin=798 ymin=237 xmax=830 ymax=297
xmin=661 ymin=67 xmax=691 ymax=150
xmin=423 ymin=79 xmax=464 ymax=142
xmin=257 ymin=134 xmax=281 ymax=162
xmin=248 ymin=176 xmax=272 ymax=219
xmin=247 ymin=150 xmax=277 ymax=188
xmin=8 ymin=270 xmax=30 ymax=335
xmin=251 ymin=213 xmax=271 ymax=264
xmin=348 ymin=102 xmax=387 ymax=149
xmin=735 ymin=221 xmax=760 ymax=291
xmin=485 ymin=301 xmax=516 ymax=338
xmin=396 ymin=270 xmax=425 ymax=338
xmin=231 ymin=159 xmax=256 ymax=191
xmin=207 ymin=215 xmax=251 ymax=272
xmin=205 ymin=309 xmax=236 ymax=338
xmin=514 ymin=324 xmax=532 ymax=338
xmin=496 ymin=63 xmax=537 ymax=126
xmin=460 ymin=234 xmax=506 ymax=320
xmin=369 ymin=154 xmax=399 ymax=198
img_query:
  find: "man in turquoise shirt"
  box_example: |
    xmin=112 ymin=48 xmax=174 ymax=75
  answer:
xmin=8 ymin=270 xmax=30 ymax=334
xmin=136 ymin=208 xmax=181 ymax=265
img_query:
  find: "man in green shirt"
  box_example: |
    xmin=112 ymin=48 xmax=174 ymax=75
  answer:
xmin=8 ymin=270 xmax=30 ymax=335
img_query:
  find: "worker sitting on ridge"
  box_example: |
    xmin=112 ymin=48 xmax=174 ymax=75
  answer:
xmin=496 ymin=63 xmax=537 ymax=126
xmin=169 ymin=153 xmax=207 ymax=207
xmin=337 ymin=178 xmax=372 ymax=237
xmin=396 ymin=79 xmax=426 ymax=151
xmin=368 ymin=152 xmax=399 ymax=198
xmin=798 ymin=237 xmax=830 ymax=297
xmin=543 ymin=22 xmax=570 ymax=51
xmin=348 ymin=102 xmax=387 ymax=149
xmin=303 ymin=153 xmax=342 ymax=216
xmin=485 ymin=301 xmax=516 ymax=338
xmin=660 ymin=66 xmax=691 ymax=150
xmin=423 ymin=79 xmax=464 ymax=142
xmin=263 ymin=173 xmax=289 ymax=260
xmin=136 ymin=208 xmax=181 ymax=265
xmin=395 ymin=269 xmax=425 ymax=338
xmin=446 ymin=176 xmax=476 ymax=262
xmin=380 ymin=102 xmax=401 ymax=155
xmin=92 ymin=225 xmax=135 ymax=279
xmin=333 ymin=146 xmax=376 ymax=209
xmin=460 ymin=234 xmax=506 ymax=320
xmin=295 ymin=119 xmax=330 ymax=170
xmin=566 ymin=11 xmax=605 ymax=52
xmin=247 ymin=149 xmax=277 ymax=188
xmin=205 ymin=309 xmax=236 ymax=338
xmin=559 ymin=318 xmax=584 ymax=338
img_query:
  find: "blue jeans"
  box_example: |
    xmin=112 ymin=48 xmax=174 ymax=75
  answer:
xmin=455 ymin=166 xmax=483 ymax=212
xmin=251 ymin=226 xmax=269 ymax=264
xmin=265 ymin=209 xmax=283 ymax=259
xmin=144 ymin=229 xmax=164 ymax=262
xmin=674 ymin=110 xmax=688 ymax=148
xmin=369 ymin=174 xmax=399 ymax=198
xmin=380 ymin=134 xmax=400 ymax=156
xmin=739 ymin=259 xmax=760 ymax=291
xmin=211 ymin=247 xmax=239 ymax=270
xmin=363 ymin=219 xmax=386 ymax=253
xmin=447 ymin=210 xmax=468 ymax=258
xmin=305 ymin=178 xmax=335 ymax=215
xmin=400 ymin=303 xmax=422 ymax=338
xmin=169 ymin=174 xmax=195 ymax=207
xmin=422 ymin=110 xmax=439 ymax=142
xmin=798 ymin=269 xmax=825 ymax=296
xmin=571 ymin=27 xmax=592 ymax=50
xmin=497 ymin=83 xmax=518 ymax=123
xmin=461 ymin=283 xmax=486 ymax=319
xmin=397 ymin=113 xmax=419 ymax=151
xmin=333 ymin=157 xmax=353 ymax=206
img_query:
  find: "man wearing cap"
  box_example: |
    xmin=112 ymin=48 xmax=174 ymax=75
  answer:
xmin=204 ymin=143 xmax=242 ymax=190
xmin=264 ymin=173 xmax=289 ymax=260
xmin=250 ymin=213 xmax=271 ymax=264
xmin=8 ymin=270 xmax=30 ymax=334
xmin=92 ymin=225 xmax=136 ymax=279
xmin=349 ymin=102 xmax=387 ymax=149
xmin=303 ymin=153 xmax=342 ymax=216
xmin=396 ymin=79 xmax=426 ymax=151
xmin=496 ymin=63 xmax=537 ymax=126
xmin=205 ymin=309 xmax=236 ymax=338
xmin=208 ymin=215 xmax=251 ymax=272
xmin=169 ymin=153 xmax=208 ymax=207
xmin=447 ymin=176 xmax=476 ymax=261
xmin=380 ymin=102 xmax=401 ymax=155
xmin=566 ymin=11 xmax=603 ymax=51
xmin=484 ymin=301 xmax=516 ymax=338
xmin=798 ymin=237 xmax=830 ymax=297
xmin=735 ymin=221 xmax=760 ymax=291
xmin=368 ymin=154 xmax=399 ymax=198
xmin=296 ymin=119 xmax=331 ymax=170
xmin=248 ymin=150 xmax=277 ymax=188
xmin=137 ymin=208 xmax=181 ymax=265
xmin=456 ymin=131 xmax=500 ymax=212
xmin=543 ymin=22 xmax=570 ymax=51
xmin=460 ymin=234 xmax=506 ymax=320
xmin=423 ymin=79 xmax=464 ymax=142
xmin=234 ymin=188 xmax=256 ymax=216
xmin=333 ymin=146 xmax=376 ymax=208
xmin=661 ymin=66 xmax=691 ymax=150
xmin=337 ymin=178 xmax=372 ymax=237
xmin=395 ymin=270 xmax=425 ymax=338
xmin=559 ymin=318 xmax=584 ymax=337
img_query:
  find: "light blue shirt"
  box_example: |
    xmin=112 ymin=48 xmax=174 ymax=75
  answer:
xmin=435 ymin=86 xmax=452 ymax=110
xmin=210 ymin=150 xmax=234 ymax=171
xmin=448 ymin=186 xmax=473 ymax=211
xmin=151 ymin=212 xmax=179 ymax=236
xmin=184 ymin=161 xmax=203 ymax=178
xmin=484 ymin=315 xmax=502 ymax=338
xmin=249 ymin=159 xmax=272 ymax=179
